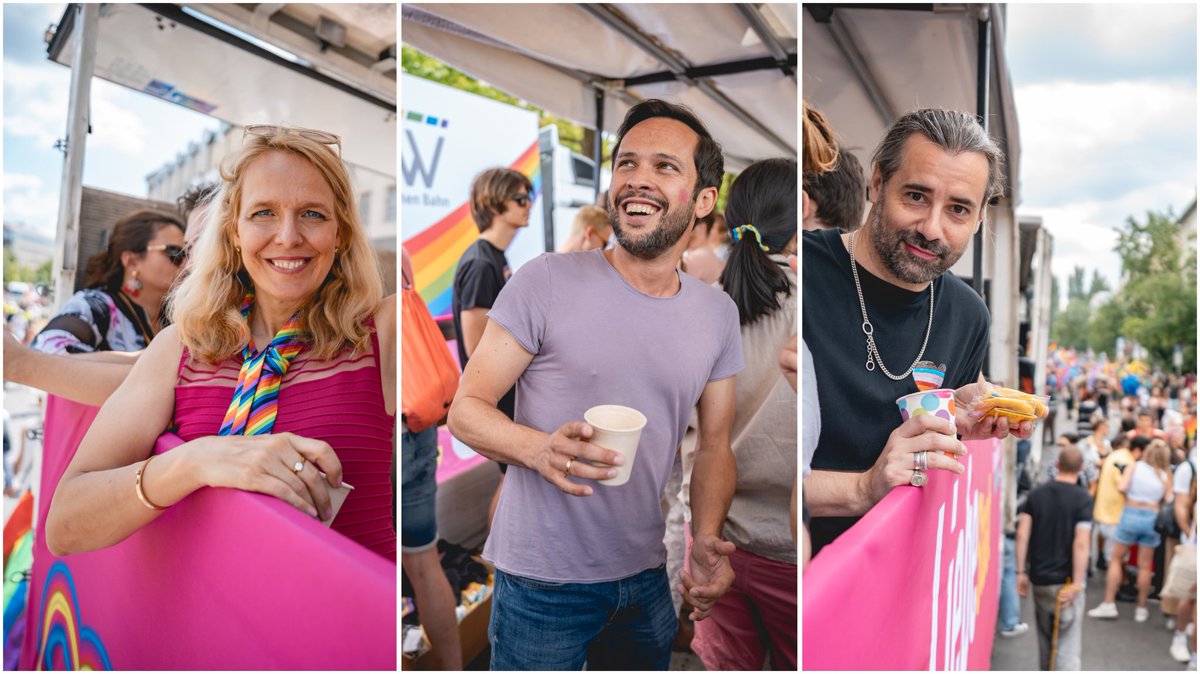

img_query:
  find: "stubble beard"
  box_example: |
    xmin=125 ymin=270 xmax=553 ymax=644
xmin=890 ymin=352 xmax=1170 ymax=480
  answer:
xmin=609 ymin=191 xmax=696 ymax=261
xmin=868 ymin=194 xmax=964 ymax=285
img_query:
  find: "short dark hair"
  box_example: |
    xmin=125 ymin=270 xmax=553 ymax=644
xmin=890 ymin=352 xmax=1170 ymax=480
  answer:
xmin=612 ymin=99 xmax=724 ymax=197
xmin=1137 ymin=407 xmax=1154 ymax=419
xmin=177 ymin=182 xmax=219 ymax=221
xmin=1059 ymin=432 xmax=1080 ymax=445
xmin=1131 ymin=435 xmax=1153 ymax=454
xmin=1057 ymin=446 xmax=1083 ymax=474
xmin=802 ymin=146 xmax=866 ymax=230
xmin=469 ymin=168 xmax=533 ymax=232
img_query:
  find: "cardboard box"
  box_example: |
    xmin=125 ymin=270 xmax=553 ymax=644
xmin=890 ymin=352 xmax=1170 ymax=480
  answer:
xmin=402 ymin=560 xmax=494 ymax=670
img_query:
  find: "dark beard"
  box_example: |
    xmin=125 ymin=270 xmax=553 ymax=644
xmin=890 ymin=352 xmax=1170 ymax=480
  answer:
xmin=609 ymin=191 xmax=695 ymax=260
xmin=869 ymin=198 xmax=963 ymax=284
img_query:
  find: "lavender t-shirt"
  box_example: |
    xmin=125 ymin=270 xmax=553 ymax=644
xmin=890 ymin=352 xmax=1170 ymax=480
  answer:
xmin=483 ymin=249 xmax=743 ymax=582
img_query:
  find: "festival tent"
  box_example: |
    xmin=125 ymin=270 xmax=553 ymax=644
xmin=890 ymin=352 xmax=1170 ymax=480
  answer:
xmin=402 ymin=2 xmax=799 ymax=173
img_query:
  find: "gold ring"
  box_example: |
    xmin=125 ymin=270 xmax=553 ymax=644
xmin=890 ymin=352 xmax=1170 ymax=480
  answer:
xmin=292 ymin=460 xmax=305 ymax=474
xmin=564 ymin=458 xmax=575 ymax=478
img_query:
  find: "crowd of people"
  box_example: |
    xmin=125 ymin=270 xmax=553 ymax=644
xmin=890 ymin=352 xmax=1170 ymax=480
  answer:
xmin=401 ymin=99 xmax=799 ymax=670
xmin=1007 ymin=347 xmax=1197 ymax=670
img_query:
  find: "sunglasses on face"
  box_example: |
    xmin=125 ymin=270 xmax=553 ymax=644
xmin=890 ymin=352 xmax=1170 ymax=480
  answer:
xmin=242 ymin=124 xmax=343 ymax=160
xmin=145 ymin=244 xmax=187 ymax=266
xmin=510 ymin=193 xmax=531 ymax=207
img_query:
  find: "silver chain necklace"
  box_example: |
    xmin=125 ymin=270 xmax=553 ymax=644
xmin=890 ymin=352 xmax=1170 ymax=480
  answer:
xmin=848 ymin=232 xmax=934 ymax=380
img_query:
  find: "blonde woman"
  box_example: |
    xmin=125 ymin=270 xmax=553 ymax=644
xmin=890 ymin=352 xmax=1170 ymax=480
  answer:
xmin=46 ymin=126 xmax=396 ymax=560
xmin=556 ymin=205 xmax=611 ymax=253
xmin=1088 ymin=439 xmax=1174 ymax=621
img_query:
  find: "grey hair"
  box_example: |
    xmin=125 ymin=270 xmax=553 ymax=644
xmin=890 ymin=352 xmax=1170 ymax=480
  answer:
xmin=871 ymin=109 xmax=1006 ymax=205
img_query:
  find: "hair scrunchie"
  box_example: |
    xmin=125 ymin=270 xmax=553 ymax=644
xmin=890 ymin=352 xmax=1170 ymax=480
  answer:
xmin=732 ymin=224 xmax=770 ymax=253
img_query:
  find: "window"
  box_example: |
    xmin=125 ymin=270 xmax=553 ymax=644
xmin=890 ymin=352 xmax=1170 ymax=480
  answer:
xmin=359 ymin=192 xmax=371 ymax=223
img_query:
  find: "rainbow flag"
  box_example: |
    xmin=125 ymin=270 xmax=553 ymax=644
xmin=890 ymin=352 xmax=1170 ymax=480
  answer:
xmin=405 ymin=141 xmax=542 ymax=317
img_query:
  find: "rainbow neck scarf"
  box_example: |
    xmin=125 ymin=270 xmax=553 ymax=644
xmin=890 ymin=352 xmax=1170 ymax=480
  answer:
xmin=218 ymin=292 xmax=307 ymax=436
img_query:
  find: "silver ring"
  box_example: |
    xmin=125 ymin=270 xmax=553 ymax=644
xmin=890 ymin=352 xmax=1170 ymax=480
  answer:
xmin=915 ymin=451 xmax=928 ymax=471
xmin=910 ymin=469 xmax=927 ymax=487
xmin=292 ymin=460 xmax=305 ymax=474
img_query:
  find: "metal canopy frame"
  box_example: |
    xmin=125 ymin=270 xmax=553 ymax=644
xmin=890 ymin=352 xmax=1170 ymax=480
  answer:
xmin=404 ymin=3 xmax=797 ymax=177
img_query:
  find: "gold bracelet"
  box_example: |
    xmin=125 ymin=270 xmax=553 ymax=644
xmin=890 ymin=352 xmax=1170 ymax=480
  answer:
xmin=135 ymin=454 xmax=167 ymax=511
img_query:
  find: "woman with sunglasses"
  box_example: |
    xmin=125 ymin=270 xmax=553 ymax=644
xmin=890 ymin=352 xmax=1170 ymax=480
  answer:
xmin=46 ymin=126 xmax=397 ymax=560
xmin=31 ymin=209 xmax=186 ymax=354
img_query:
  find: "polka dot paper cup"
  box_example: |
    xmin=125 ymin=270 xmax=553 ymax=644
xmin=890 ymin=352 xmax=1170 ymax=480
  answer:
xmin=896 ymin=388 xmax=958 ymax=458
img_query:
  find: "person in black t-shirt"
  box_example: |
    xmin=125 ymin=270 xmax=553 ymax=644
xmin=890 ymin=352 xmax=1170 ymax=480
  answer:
xmin=451 ymin=167 xmax=534 ymax=524
xmin=803 ymin=109 xmax=1036 ymax=557
xmin=1016 ymin=446 xmax=1092 ymax=671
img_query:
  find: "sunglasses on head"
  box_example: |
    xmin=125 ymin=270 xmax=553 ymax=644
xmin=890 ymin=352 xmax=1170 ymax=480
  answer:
xmin=145 ymin=244 xmax=188 ymax=266
xmin=511 ymin=193 xmax=531 ymax=207
xmin=242 ymin=124 xmax=343 ymax=160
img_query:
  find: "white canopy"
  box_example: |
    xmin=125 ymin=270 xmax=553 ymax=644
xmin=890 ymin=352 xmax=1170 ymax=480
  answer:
xmin=402 ymin=3 xmax=798 ymax=171
xmin=49 ymin=3 xmax=397 ymax=177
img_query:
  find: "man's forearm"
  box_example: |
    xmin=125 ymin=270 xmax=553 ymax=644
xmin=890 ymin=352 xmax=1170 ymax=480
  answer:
xmin=689 ymin=442 xmax=736 ymax=539
xmin=446 ymin=394 xmax=544 ymax=468
xmin=7 ymin=350 xmax=131 ymax=406
xmin=1072 ymin=537 xmax=1090 ymax=586
xmin=804 ymin=469 xmax=870 ymax=517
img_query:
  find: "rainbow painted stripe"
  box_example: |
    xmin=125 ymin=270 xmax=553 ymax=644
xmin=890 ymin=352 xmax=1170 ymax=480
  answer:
xmin=218 ymin=294 xmax=306 ymax=436
xmin=36 ymin=562 xmax=112 ymax=670
xmin=405 ymin=140 xmax=542 ymax=317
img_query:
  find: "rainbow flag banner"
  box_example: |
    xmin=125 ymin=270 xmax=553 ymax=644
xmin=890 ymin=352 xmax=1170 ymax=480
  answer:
xmin=401 ymin=74 xmax=546 ymax=317
xmin=20 ymin=397 xmax=395 ymax=670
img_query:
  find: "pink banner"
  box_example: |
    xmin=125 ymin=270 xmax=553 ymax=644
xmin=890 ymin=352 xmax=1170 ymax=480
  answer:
xmin=803 ymin=439 xmax=1003 ymax=670
xmin=435 ymin=426 xmax=488 ymax=483
xmin=20 ymin=396 xmax=396 ymax=670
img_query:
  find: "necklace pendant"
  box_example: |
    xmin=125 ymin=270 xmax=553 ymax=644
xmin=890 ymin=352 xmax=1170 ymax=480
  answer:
xmin=866 ymin=353 xmax=875 ymax=371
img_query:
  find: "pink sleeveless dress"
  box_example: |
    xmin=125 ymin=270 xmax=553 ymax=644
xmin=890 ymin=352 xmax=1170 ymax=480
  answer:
xmin=173 ymin=324 xmax=396 ymax=561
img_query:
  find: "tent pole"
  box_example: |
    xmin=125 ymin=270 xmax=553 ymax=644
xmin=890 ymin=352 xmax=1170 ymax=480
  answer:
xmin=52 ymin=3 xmax=99 ymax=310
xmin=973 ymin=5 xmax=992 ymax=299
xmin=593 ymin=86 xmax=605 ymax=202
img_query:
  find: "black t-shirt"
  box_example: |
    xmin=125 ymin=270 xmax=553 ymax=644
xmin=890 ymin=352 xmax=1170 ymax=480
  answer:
xmin=452 ymin=238 xmax=516 ymax=420
xmin=802 ymin=228 xmax=990 ymax=555
xmin=1018 ymin=480 xmax=1093 ymax=586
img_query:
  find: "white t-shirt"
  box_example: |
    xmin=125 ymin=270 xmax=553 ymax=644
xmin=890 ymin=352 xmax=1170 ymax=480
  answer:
xmin=1174 ymin=457 xmax=1196 ymax=495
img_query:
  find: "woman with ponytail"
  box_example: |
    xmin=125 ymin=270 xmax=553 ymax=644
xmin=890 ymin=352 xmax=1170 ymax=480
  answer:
xmin=31 ymin=210 xmax=186 ymax=354
xmin=46 ymin=126 xmax=396 ymax=561
xmin=681 ymin=157 xmax=798 ymax=670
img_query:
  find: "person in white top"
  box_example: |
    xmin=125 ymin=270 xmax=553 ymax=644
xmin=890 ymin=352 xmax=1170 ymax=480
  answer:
xmin=1088 ymin=440 xmax=1175 ymax=621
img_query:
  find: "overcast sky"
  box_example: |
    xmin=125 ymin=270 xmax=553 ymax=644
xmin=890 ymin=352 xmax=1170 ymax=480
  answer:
xmin=1006 ymin=4 xmax=1197 ymax=294
xmin=3 ymin=3 xmax=222 ymax=237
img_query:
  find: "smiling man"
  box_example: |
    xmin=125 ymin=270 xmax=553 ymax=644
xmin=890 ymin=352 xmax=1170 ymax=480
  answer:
xmin=448 ymin=99 xmax=743 ymax=670
xmin=802 ymin=109 xmax=1025 ymax=557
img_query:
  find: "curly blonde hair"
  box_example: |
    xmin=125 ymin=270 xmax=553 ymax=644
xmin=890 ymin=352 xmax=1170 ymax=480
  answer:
xmin=169 ymin=131 xmax=383 ymax=363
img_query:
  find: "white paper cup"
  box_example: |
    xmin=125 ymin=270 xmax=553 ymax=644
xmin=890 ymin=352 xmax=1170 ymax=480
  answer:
xmin=584 ymin=404 xmax=647 ymax=486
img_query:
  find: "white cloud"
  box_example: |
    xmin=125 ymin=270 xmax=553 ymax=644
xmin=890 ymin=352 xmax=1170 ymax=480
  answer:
xmin=1011 ymin=5 xmax=1196 ymax=62
xmin=3 ymin=62 xmax=148 ymax=156
xmin=3 ymin=172 xmax=59 ymax=236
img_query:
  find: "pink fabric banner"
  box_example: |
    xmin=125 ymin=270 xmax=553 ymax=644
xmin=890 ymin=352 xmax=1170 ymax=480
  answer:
xmin=803 ymin=439 xmax=1003 ymax=670
xmin=20 ymin=395 xmax=396 ymax=670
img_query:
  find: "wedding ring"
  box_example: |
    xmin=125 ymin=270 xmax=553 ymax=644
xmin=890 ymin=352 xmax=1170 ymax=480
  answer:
xmin=910 ymin=469 xmax=927 ymax=487
xmin=564 ymin=458 xmax=575 ymax=478
xmin=915 ymin=451 xmax=928 ymax=471
xmin=292 ymin=460 xmax=305 ymax=474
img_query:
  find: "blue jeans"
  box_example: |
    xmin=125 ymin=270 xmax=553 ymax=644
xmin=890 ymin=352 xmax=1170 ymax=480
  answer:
xmin=1114 ymin=506 xmax=1161 ymax=548
xmin=999 ymin=535 xmax=1021 ymax=630
xmin=489 ymin=566 xmax=676 ymax=670
xmin=400 ymin=425 xmax=439 ymax=552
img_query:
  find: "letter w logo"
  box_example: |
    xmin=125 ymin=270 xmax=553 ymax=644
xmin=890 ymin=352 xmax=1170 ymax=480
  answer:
xmin=402 ymin=130 xmax=444 ymax=188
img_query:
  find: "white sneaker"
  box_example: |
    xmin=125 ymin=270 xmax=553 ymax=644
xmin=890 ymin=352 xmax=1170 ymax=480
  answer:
xmin=1169 ymin=617 xmax=1178 ymax=630
xmin=999 ymin=622 xmax=1029 ymax=638
xmin=1136 ymin=607 xmax=1150 ymax=623
xmin=1088 ymin=602 xmax=1119 ymax=619
xmin=1171 ymin=632 xmax=1192 ymax=662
